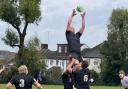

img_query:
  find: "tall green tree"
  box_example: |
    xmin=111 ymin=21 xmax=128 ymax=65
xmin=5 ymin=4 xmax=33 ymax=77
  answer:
xmin=100 ymin=9 xmax=128 ymax=85
xmin=2 ymin=36 xmax=46 ymax=82
xmin=0 ymin=0 xmax=41 ymax=59
xmin=15 ymin=36 xmax=46 ymax=76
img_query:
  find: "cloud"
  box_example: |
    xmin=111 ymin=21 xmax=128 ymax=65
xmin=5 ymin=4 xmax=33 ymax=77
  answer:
xmin=111 ymin=0 xmax=128 ymax=9
xmin=81 ymin=24 xmax=107 ymax=47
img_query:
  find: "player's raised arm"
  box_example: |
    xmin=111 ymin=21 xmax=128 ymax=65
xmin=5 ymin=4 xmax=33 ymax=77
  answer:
xmin=79 ymin=12 xmax=85 ymax=34
xmin=66 ymin=9 xmax=76 ymax=32
xmin=66 ymin=58 xmax=75 ymax=73
xmin=34 ymin=79 xmax=43 ymax=89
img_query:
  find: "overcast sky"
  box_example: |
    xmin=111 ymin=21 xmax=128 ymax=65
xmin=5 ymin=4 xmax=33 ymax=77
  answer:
xmin=0 ymin=0 xmax=128 ymax=52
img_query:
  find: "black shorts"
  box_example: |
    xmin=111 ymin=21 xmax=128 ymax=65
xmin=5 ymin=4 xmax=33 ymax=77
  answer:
xmin=70 ymin=52 xmax=82 ymax=62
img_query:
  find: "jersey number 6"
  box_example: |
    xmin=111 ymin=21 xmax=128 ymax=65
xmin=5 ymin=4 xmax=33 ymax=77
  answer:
xmin=84 ymin=75 xmax=88 ymax=82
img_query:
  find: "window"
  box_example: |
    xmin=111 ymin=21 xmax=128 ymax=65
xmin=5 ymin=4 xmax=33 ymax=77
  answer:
xmin=94 ymin=60 xmax=98 ymax=65
xmin=50 ymin=60 xmax=53 ymax=65
xmin=58 ymin=46 xmax=62 ymax=53
xmin=98 ymin=66 xmax=100 ymax=69
xmin=86 ymin=58 xmax=90 ymax=65
xmin=56 ymin=60 xmax=58 ymax=66
xmin=60 ymin=61 xmax=61 ymax=66
xmin=65 ymin=46 xmax=67 ymax=53
xmin=62 ymin=61 xmax=64 ymax=67
xmin=62 ymin=61 xmax=64 ymax=70
xmin=45 ymin=60 xmax=47 ymax=64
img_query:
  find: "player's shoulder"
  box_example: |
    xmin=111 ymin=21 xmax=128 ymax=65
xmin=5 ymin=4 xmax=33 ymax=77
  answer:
xmin=125 ymin=76 xmax=128 ymax=79
xmin=18 ymin=74 xmax=33 ymax=79
xmin=74 ymin=69 xmax=83 ymax=74
xmin=14 ymin=74 xmax=22 ymax=78
xmin=21 ymin=74 xmax=34 ymax=82
xmin=11 ymin=74 xmax=23 ymax=80
xmin=83 ymin=68 xmax=91 ymax=73
xmin=26 ymin=74 xmax=34 ymax=78
xmin=84 ymin=68 xmax=90 ymax=71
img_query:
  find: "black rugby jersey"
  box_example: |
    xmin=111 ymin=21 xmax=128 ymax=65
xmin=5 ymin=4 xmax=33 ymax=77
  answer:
xmin=73 ymin=68 xmax=91 ymax=89
xmin=10 ymin=73 xmax=35 ymax=89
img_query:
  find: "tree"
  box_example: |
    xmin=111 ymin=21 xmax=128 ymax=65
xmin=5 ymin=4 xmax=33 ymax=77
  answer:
xmin=15 ymin=36 xmax=46 ymax=76
xmin=1 ymin=36 xmax=46 ymax=82
xmin=100 ymin=9 xmax=128 ymax=85
xmin=0 ymin=0 xmax=41 ymax=59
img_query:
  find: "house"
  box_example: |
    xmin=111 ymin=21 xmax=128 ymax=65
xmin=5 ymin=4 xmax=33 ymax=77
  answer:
xmin=82 ymin=43 xmax=103 ymax=73
xmin=42 ymin=44 xmax=69 ymax=71
xmin=42 ymin=43 xmax=103 ymax=73
xmin=0 ymin=43 xmax=103 ymax=73
xmin=42 ymin=43 xmax=90 ymax=72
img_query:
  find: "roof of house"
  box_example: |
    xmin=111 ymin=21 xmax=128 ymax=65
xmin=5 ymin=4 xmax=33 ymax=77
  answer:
xmin=42 ymin=49 xmax=68 ymax=60
xmin=82 ymin=43 xmax=103 ymax=58
xmin=42 ymin=49 xmax=58 ymax=59
xmin=42 ymin=43 xmax=103 ymax=60
xmin=0 ymin=43 xmax=103 ymax=62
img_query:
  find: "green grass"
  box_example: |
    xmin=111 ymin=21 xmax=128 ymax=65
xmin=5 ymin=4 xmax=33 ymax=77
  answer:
xmin=0 ymin=84 xmax=122 ymax=89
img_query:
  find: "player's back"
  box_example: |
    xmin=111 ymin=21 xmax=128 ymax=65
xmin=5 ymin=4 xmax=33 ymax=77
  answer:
xmin=66 ymin=31 xmax=81 ymax=53
xmin=73 ymin=68 xmax=91 ymax=89
xmin=10 ymin=73 xmax=35 ymax=89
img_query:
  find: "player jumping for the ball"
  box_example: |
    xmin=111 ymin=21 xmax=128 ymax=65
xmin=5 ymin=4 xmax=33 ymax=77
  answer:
xmin=66 ymin=9 xmax=85 ymax=64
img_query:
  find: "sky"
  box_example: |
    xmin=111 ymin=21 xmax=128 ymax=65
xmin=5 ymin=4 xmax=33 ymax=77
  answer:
xmin=0 ymin=0 xmax=128 ymax=52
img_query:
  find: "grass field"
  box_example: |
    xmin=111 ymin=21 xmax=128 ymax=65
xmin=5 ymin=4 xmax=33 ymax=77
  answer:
xmin=0 ymin=84 xmax=122 ymax=89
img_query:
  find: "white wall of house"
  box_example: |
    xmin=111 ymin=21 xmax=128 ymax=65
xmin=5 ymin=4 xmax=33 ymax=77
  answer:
xmin=45 ymin=58 xmax=101 ymax=73
xmin=45 ymin=59 xmax=68 ymax=71
xmin=83 ymin=58 xmax=101 ymax=73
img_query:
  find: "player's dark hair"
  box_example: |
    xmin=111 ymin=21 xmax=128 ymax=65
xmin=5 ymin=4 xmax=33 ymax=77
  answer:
xmin=82 ymin=60 xmax=89 ymax=69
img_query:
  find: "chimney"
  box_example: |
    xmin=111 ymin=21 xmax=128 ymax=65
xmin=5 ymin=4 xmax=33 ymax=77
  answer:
xmin=41 ymin=44 xmax=48 ymax=49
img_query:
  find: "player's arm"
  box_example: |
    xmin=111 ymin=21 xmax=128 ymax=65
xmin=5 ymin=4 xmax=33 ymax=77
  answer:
xmin=6 ymin=82 xmax=13 ymax=89
xmin=78 ymin=12 xmax=85 ymax=34
xmin=66 ymin=9 xmax=76 ymax=32
xmin=66 ymin=59 xmax=75 ymax=73
xmin=0 ymin=65 xmax=5 ymax=74
xmin=0 ymin=69 xmax=4 ymax=74
xmin=34 ymin=79 xmax=43 ymax=89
